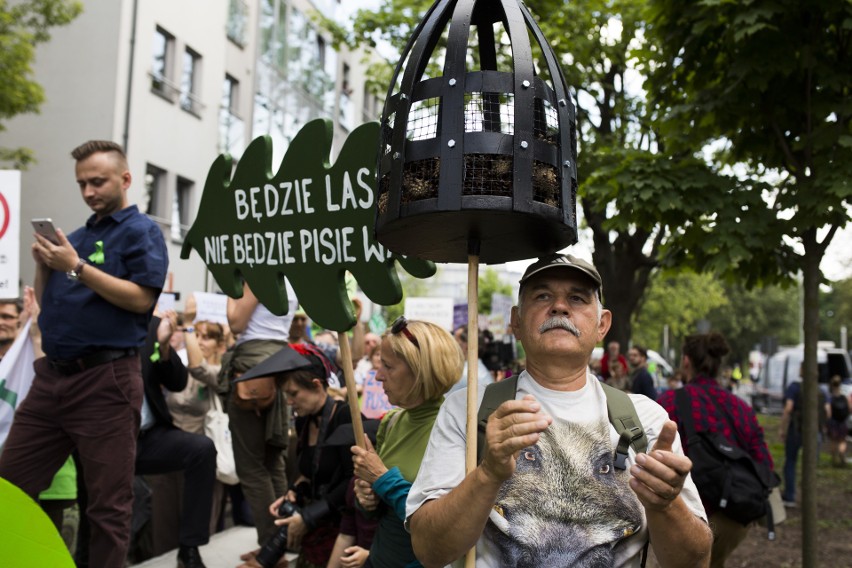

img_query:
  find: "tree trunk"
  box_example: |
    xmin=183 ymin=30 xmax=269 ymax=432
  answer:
xmin=801 ymin=230 xmax=822 ymax=568
xmin=583 ymin=199 xmax=657 ymax=353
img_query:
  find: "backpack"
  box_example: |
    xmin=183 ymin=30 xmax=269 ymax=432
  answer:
xmin=476 ymin=375 xmax=648 ymax=469
xmin=831 ymin=394 xmax=850 ymax=423
xmin=675 ymin=387 xmax=779 ymax=536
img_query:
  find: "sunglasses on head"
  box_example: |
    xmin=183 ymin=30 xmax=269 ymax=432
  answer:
xmin=391 ymin=316 xmax=420 ymax=350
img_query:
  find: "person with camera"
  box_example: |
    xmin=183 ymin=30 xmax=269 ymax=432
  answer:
xmin=350 ymin=317 xmax=463 ymax=568
xmin=239 ymin=342 xmax=357 ymax=568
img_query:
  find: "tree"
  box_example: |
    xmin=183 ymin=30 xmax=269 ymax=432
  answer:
xmin=705 ymin=283 xmax=800 ymax=364
xmin=631 ymin=271 xmax=727 ymax=357
xmin=382 ymin=265 xmax=437 ymax=324
xmin=0 ymin=0 xmax=81 ymax=167
xmin=821 ymin=276 xmax=852 ymax=347
xmin=478 ymin=267 xmax=513 ymax=314
xmin=646 ymin=1 xmax=852 ymax=562
xmin=330 ymin=0 xmax=761 ymax=353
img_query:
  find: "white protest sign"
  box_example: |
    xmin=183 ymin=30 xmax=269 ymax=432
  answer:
xmin=0 ymin=320 xmax=35 ymax=447
xmin=490 ymin=292 xmax=514 ymax=332
xmin=193 ymin=292 xmax=229 ymax=324
xmin=0 ymin=171 xmax=21 ymax=299
xmin=404 ymin=297 xmax=454 ymax=331
xmin=157 ymin=292 xmax=176 ymax=313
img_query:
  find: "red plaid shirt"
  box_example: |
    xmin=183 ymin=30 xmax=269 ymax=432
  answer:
xmin=657 ymin=375 xmax=774 ymax=468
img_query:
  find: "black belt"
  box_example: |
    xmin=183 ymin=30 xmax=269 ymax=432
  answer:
xmin=49 ymin=348 xmax=139 ymax=376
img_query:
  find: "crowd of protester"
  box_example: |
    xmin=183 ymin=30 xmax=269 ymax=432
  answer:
xmin=0 ymin=156 xmax=813 ymax=568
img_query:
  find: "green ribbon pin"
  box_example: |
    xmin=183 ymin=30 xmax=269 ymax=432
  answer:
xmin=149 ymin=342 xmax=161 ymax=363
xmin=87 ymin=241 xmax=105 ymax=265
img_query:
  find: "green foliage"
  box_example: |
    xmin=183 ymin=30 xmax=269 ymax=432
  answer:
xmin=705 ymin=282 xmax=800 ymax=364
xmin=646 ymin=0 xmax=852 ymax=279
xmin=631 ymin=271 xmax=727 ymax=354
xmin=821 ymin=276 xmax=852 ymax=346
xmin=633 ymin=271 xmax=800 ymax=364
xmin=382 ymin=265 xmax=439 ymax=324
xmin=0 ymin=0 xmax=81 ymax=167
xmin=478 ymin=268 xmax=513 ymax=314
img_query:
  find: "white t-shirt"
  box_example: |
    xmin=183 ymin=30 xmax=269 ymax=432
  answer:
xmin=406 ymin=370 xmax=707 ymax=568
xmin=236 ymin=280 xmax=298 ymax=345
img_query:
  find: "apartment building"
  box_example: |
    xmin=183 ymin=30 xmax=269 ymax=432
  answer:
xmin=2 ymin=0 xmax=382 ymax=303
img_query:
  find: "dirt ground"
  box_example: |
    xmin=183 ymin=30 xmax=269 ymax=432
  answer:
xmin=725 ymin=415 xmax=852 ymax=568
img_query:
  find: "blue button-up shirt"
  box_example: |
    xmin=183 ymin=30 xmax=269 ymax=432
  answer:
xmin=39 ymin=205 xmax=168 ymax=359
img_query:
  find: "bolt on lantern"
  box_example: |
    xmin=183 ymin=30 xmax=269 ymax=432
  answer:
xmin=375 ymin=0 xmax=579 ymax=263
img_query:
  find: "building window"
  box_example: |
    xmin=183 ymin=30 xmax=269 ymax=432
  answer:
xmin=180 ymin=47 xmax=204 ymax=116
xmin=172 ymin=177 xmax=194 ymax=241
xmin=151 ymin=27 xmax=177 ymax=101
xmin=317 ymin=35 xmax=326 ymax=70
xmin=227 ymin=0 xmax=249 ymax=47
xmin=223 ymin=74 xmax=239 ymax=113
xmin=144 ymin=164 xmax=166 ymax=218
xmin=339 ymin=63 xmax=353 ymax=130
xmin=362 ymin=83 xmax=379 ymax=122
xmin=220 ymin=75 xmax=244 ymax=155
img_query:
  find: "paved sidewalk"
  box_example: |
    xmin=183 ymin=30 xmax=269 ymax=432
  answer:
xmin=131 ymin=526 xmax=298 ymax=568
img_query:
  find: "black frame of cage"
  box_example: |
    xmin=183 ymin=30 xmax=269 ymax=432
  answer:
xmin=375 ymin=0 xmax=578 ymax=263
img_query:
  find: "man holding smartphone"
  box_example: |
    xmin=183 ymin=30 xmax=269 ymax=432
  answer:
xmin=0 ymin=140 xmax=168 ymax=567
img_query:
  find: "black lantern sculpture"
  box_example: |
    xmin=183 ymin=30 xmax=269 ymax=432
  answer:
xmin=375 ymin=0 xmax=578 ymax=263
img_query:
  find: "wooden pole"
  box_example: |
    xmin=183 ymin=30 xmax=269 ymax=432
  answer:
xmin=338 ymin=331 xmax=366 ymax=449
xmin=464 ymin=245 xmax=480 ymax=568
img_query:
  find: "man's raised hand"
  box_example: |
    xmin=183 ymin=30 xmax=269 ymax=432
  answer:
xmin=628 ymin=420 xmax=692 ymax=511
xmin=480 ymin=394 xmax=552 ymax=484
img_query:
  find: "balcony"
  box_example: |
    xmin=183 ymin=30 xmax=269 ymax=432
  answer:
xmin=149 ymin=71 xmax=180 ymax=103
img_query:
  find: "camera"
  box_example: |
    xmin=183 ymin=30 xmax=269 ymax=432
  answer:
xmin=255 ymin=500 xmax=300 ymax=568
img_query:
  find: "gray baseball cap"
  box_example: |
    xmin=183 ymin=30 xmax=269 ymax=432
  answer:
xmin=519 ymin=253 xmax=602 ymax=294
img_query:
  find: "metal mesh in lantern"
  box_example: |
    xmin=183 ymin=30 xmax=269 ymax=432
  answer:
xmin=375 ymin=0 xmax=578 ymax=264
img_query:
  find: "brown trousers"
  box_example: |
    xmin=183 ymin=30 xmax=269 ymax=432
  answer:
xmin=0 ymin=356 xmax=142 ymax=568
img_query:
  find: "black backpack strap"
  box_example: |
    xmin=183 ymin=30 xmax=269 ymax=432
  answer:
xmin=601 ymin=383 xmax=648 ymax=470
xmin=674 ymin=387 xmax=696 ymax=442
xmin=476 ymin=375 xmax=519 ymax=464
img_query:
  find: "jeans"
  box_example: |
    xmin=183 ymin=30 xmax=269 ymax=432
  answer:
xmin=783 ymin=427 xmax=802 ymax=502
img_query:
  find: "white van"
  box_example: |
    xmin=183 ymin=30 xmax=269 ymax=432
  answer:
xmin=752 ymin=342 xmax=852 ymax=415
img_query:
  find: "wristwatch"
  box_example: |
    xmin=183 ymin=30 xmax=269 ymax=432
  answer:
xmin=67 ymin=258 xmax=87 ymax=281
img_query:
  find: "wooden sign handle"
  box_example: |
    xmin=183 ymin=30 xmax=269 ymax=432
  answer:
xmin=464 ymin=250 xmax=480 ymax=568
xmin=338 ymin=331 xmax=366 ymax=449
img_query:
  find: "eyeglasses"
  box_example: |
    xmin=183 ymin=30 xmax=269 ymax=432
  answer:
xmin=391 ymin=316 xmax=420 ymax=350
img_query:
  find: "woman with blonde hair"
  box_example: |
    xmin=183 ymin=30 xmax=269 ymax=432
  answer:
xmin=350 ymin=317 xmax=463 ymax=568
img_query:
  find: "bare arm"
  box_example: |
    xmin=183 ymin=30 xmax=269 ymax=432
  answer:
xmin=779 ymin=398 xmax=794 ymax=440
xmin=33 ymin=230 xmax=156 ymax=313
xmin=410 ymin=395 xmax=551 ymax=567
xmin=21 ymin=286 xmax=44 ymax=358
xmin=184 ymin=326 xmax=204 ymax=368
xmin=631 ymin=421 xmax=712 ymax=567
xmin=326 ymin=533 xmax=356 ymax=568
xmin=227 ymin=282 xmax=258 ymax=334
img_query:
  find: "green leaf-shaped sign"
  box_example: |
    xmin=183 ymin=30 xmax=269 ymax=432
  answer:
xmin=180 ymin=119 xmax=435 ymax=332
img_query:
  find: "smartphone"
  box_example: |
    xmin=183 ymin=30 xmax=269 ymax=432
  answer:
xmin=31 ymin=218 xmax=60 ymax=244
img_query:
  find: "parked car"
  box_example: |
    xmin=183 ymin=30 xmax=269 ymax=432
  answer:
xmin=751 ymin=343 xmax=852 ymax=421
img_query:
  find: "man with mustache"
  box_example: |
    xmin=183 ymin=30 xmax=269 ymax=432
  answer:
xmin=405 ymin=253 xmax=712 ymax=567
xmin=0 ymin=140 xmax=168 ymax=567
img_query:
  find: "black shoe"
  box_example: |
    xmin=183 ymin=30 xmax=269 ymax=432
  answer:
xmin=177 ymin=545 xmax=207 ymax=568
